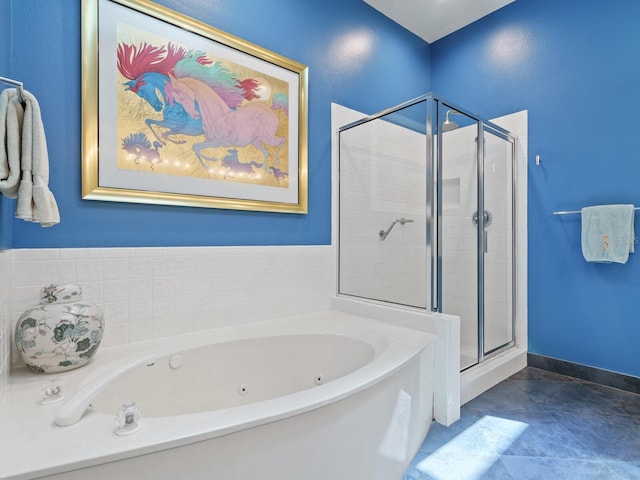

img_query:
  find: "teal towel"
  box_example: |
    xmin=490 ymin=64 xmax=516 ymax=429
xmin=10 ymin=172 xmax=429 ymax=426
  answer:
xmin=581 ymin=204 xmax=635 ymax=264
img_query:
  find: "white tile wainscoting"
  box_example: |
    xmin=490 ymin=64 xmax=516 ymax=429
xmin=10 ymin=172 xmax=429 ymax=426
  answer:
xmin=0 ymin=245 xmax=336 ymax=397
xmin=0 ymin=248 xmax=12 ymax=404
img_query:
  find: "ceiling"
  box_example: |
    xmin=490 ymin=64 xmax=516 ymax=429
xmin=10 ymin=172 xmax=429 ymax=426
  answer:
xmin=363 ymin=0 xmax=515 ymax=43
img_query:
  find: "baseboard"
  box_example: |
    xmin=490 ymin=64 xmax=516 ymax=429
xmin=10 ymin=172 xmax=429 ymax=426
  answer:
xmin=527 ymin=353 xmax=640 ymax=395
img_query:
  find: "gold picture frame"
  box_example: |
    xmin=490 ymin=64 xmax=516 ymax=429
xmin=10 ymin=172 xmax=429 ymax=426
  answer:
xmin=82 ymin=0 xmax=308 ymax=213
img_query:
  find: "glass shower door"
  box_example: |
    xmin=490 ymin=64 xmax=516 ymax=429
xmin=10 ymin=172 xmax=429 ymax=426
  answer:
xmin=439 ymin=106 xmax=515 ymax=370
xmin=439 ymin=106 xmax=480 ymax=370
xmin=482 ymin=128 xmax=515 ymax=357
xmin=338 ymin=99 xmax=429 ymax=309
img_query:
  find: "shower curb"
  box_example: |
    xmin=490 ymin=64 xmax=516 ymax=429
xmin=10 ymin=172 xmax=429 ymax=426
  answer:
xmin=528 ymin=353 xmax=640 ymax=395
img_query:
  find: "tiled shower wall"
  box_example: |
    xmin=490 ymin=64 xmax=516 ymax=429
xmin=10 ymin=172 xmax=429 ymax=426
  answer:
xmin=339 ymin=116 xmax=428 ymax=308
xmin=3 ymin=245 xmax=335 ymax=374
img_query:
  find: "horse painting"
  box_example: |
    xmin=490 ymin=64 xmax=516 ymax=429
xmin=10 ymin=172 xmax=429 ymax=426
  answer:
xmin=166 ymin=75 xmax=285 ymax=170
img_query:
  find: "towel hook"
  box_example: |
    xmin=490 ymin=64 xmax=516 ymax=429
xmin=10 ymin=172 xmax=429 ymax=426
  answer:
xmin=0 ymin=75 xmax=26 ymax=105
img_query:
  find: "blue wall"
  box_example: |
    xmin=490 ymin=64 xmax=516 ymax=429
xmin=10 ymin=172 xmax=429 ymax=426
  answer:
xmin=0 ymin=0 xmax=12 ymax=249
xmin=7 ymin=0 xmax=638 ymax=379
xmin=431 ymin=0 xmax=640 ymax=378
xmin=5 ymin=0 xmax=430 ymax=248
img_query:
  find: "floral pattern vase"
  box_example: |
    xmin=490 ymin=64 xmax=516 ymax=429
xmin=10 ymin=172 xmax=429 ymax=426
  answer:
xmin=15 ymin=284 xmax=104 ymax=374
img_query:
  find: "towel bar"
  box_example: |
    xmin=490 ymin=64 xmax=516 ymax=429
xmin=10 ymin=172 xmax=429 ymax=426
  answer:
xmin=553 ymin=207 xmax=640 ymax=215
xmin=0 ymin=75 xmax=26 ymax=104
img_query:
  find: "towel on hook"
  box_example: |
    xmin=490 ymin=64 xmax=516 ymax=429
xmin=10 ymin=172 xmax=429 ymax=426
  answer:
xmin=0 ymin=89 xmax=21 ymax=198
xmin=4 ymin=88 xmax=59 ymax=227
xmin=581 ymin=204 xmax=635 ymax=264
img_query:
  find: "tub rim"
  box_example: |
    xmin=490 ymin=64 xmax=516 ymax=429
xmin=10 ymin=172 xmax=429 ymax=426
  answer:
xmin=0 ymin=310 xmax=436 ymax=480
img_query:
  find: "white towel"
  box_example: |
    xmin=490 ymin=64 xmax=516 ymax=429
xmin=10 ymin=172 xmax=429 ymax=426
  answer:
xmin=0 ymin=89 xmax=21 ymax=198
xmin=3 ymin=88 xmax=59 ymax=227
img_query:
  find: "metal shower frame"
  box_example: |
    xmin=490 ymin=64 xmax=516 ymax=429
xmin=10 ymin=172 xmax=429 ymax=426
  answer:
xmin=338 ymin=92 xmax=518 ymax=367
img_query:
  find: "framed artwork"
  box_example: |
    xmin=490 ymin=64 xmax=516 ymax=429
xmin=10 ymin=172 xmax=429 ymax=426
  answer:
xmin=81 ymin=0 xmax=308 ymax=213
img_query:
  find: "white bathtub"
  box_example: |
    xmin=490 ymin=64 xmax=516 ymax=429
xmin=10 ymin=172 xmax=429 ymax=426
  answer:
xmin=0 ymin=310 xmax=436 ymax=480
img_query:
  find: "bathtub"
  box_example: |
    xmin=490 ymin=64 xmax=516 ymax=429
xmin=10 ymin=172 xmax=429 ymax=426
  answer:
xmin=0 ymin=310 xmax=436 ymax=480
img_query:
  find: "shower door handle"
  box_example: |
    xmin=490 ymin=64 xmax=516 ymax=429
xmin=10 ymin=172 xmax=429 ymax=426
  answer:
xmin=472 ymin=209 xmax=493 ymax=227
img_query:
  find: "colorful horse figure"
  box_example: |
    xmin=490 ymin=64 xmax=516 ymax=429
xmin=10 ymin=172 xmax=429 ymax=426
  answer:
xmin=133 ymin=72 xmax=204 ymax=146
xmin=167 ymin=75 xmax=285 ymax=169
xmin=268 ymin=166 xmax=289 ymax=184
xmin=118 ymin=43 xmax=204 ymax=146
xmin=121 ymin=133 xmax=163 ymax=169
xmin=118 ymin=43 xmax=262 ymax=153
xmin=221 ymin=149 xmax=263 ymax=179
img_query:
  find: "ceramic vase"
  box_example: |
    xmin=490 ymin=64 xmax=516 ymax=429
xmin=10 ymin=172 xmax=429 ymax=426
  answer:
xmin=14 ymin=284 xmax=104 ymax=374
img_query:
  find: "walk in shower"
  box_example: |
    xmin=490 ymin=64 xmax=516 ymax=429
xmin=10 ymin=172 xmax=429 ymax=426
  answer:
xmin=337 ymin=94 xmax=525 ymax=378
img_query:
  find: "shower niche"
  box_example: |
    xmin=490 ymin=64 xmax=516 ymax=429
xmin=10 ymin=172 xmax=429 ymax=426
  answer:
xmin=338 ymin=94 xmax=523 ymax=373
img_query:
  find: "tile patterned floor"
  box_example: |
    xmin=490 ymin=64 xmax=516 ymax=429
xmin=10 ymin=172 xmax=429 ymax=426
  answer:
xmin=404 ymin=367 xmax=640 ymax=479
